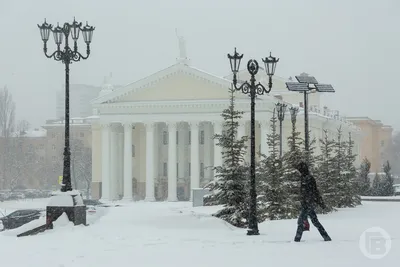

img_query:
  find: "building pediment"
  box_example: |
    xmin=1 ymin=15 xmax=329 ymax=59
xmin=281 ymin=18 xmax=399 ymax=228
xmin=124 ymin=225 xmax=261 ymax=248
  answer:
xmin=91 ymin=63 xmax=252 ymax=105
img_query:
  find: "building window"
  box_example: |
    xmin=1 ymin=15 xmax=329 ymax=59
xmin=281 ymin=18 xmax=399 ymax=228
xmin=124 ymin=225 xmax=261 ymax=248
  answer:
xmin=200 ymin=130 xmax=204 ymax=145
xmin=163 ymin=162 xmax=167 ymax=176
xmin=80 ymin=132 xmax=84 ymax=138
xmin=163 ymin=131 xmax=168 ymax=145
xmin=188 ymin=163 xmax=191 ymax=176
xmin=299 ymin=102 xmax=304 ymax=108
xmin=200 ymin=162 xmax=204 ymax=178
xmin=188 ymin=131 xmax=191 ymax=144
xmin=259 ymin=144 xmax=261 ymax=154
xmin=132 ymin=145 xmax=135 ymax=157
xmin=52 ymin=144 xmax=56 ymax=150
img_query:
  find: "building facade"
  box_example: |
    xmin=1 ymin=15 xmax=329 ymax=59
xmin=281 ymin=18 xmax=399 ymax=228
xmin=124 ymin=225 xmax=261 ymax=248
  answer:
xmin=90 ymin=56 xmax=361 ymax=201
xmin=346 ymin=117 xmax=393 ymax=171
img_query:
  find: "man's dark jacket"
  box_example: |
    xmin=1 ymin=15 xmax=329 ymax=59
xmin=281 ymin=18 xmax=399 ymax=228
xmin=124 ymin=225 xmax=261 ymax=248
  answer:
xmin=297 ymin=162 xmax=325 ymax=209
xmin=300 ymin=174 xmax=325 ymax=209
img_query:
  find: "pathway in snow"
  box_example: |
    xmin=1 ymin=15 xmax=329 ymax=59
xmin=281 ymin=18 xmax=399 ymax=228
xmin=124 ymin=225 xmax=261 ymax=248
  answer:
xmin=0 ymin=200 xmax=398 ymax=267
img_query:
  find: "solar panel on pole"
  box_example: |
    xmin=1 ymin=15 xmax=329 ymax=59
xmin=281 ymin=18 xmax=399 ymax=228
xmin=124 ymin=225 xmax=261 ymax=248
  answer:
xmin=286 ymin=82 xmax=309 ymax=92
xmin=315 ymin=84 xmax=335 ymax=93
xmin=295 ymin=75 xmax=318 ymax=85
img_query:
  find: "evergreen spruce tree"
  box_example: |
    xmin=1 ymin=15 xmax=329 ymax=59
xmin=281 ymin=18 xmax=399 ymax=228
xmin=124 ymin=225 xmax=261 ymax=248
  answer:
xmin=332 ymin=126 xmax=348 ymax=207
xmin=281 ymin=108 xmax=304 ymax=216
xmin=258 ymin=109 xmax=294 ymax=220
xmin=371 ymin=172 xmax=381 ymax=196
xmin=358 ymin=158 xmax=371 ymax=196
xmin=381 ymin=161 xmax=394 ymax=196
xmin=203 ymin=87 xmax=249 ymax=228
xmin=343 ymin=132 xmax=361 ymax=206
xmin=315 ymin=130 xmax=336 ymax=212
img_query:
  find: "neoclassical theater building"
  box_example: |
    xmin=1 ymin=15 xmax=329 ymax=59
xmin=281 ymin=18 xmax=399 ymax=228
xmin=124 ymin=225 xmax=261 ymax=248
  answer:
xmin=90 ymin=38 xmax=361 ymax=201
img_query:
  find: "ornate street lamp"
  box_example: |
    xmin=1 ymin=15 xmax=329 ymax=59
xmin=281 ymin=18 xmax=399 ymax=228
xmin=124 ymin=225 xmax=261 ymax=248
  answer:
xmin=289 ymin=106 xmax=299 ymax=152
xmin=38 ymin=18 xmax=94 ymax=227
xmin=227 ymin=48 xmax=279 ymax=236
xmin=38 ymin=18 xmax=95 ymax=192
xmin=276 ymin=102 xmax=287 ymax=158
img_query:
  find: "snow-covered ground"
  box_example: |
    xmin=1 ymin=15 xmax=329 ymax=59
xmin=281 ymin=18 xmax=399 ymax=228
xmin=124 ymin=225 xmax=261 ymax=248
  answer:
xmin=0 ymin=199 xmax=398 ymax=267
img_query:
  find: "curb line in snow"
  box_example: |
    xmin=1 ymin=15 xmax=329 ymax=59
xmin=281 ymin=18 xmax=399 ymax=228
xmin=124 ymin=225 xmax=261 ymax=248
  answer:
xmin=361 ymin=197 xmax=400 ymax=202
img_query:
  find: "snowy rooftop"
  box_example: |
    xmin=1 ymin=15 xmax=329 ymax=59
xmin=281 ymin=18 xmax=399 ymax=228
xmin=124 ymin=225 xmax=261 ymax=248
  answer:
xmin=10 ymin=128 xmax=47 ymax=138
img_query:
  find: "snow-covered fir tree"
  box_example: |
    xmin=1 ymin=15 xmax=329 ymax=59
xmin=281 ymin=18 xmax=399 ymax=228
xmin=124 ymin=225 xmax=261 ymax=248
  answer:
xmin=342 ymin=132 xmax=361 ymax=206
xmin=258 ymin=109 xmax=294 ymax=220
xmin=332 ymin=126 xmax=348 ymax=207
xmin=371 ymin=172 xmax=381 ymax=196
xmin=203 ymin=87 xmax=249 ymax=228
xmin=315 ymin=129 xmax=336 ymax=212
xmin=358 ymin=158 xmax=371 ymax=196
xmin=281 ymin=108 xmax=303 ymax=215
xmin=381 ymin=161 xmax=394 ymax=196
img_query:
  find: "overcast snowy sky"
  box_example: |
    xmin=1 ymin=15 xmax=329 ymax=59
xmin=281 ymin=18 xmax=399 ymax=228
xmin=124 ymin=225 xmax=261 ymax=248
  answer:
xmin=0 ymin=0 xmax=399 ymax=129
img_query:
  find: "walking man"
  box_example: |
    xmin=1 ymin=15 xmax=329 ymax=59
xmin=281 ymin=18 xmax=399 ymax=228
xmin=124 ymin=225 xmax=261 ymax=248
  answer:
xmin=294 ymin=161 xmax=331 ymax=242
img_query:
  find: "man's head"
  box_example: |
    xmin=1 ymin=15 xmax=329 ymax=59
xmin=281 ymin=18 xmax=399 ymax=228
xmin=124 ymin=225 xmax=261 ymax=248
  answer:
xmin=295 ymin=161 xmax=309 ymax=175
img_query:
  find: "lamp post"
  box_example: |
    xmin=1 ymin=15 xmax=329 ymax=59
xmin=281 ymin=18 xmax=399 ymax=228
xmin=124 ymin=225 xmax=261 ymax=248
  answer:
xmin=289 ymin=106 xmax=299 ymax=151
xmin=37 ymin=18 xmax=94 ymax=228
xmin=276 ymin=102 xmax=287 ymax=158
xmin=38 ymin=18 xmax=95 ymax=192
xmin=286 ymin=74 xmax=334 ymax=162
xmin=227 ymin=48 xmax=279 ymax=236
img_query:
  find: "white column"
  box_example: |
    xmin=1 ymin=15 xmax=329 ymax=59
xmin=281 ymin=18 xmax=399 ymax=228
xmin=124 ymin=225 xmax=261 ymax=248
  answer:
xmin=167 ymin=122 xmax=178 ymax=201
xmin=118 ymin=131 xmax=124 ymax=198
xmin=123 ymin=123 xmax=133 ymax=200
xmin=190 ymin=121 xmax=200 ymax=198
xmin=203 ymin=122 xmax=213 ymax=182
xmin=213 ymin=121 xmax=223 ymax=171
xmin=178 ymin=123 xmax=186 ymax=179
xmin=110 ymin=128 xmax=118 ymax=200
xmin=100 ymin=124 xmax=111 ymax=201
xmin=260 ymin=121 xmax=269 ymax=157
xmin=145 ymin=122 xmax=156 ymax=201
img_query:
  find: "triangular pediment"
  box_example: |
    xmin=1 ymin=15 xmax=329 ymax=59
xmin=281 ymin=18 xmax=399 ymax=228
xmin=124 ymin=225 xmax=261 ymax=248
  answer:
xmin=92 ymin=63 xmax=252 ymax=104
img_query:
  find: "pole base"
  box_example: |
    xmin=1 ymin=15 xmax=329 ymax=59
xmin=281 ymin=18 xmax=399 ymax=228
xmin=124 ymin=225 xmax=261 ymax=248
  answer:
xmin=247 ymin=228 xmax=260 ymax=236
xmin=46 ymin=191 xmax=86 ymax=227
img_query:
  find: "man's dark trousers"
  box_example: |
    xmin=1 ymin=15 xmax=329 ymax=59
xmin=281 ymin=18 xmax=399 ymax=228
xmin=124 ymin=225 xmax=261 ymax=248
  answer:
xmin=295 ymin=206 xmax=330 ymax=241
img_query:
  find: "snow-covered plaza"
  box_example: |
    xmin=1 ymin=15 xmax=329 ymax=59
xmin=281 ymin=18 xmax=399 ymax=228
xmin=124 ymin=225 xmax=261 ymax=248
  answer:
xmin=0 ymin=199 xmax=398 ymax=267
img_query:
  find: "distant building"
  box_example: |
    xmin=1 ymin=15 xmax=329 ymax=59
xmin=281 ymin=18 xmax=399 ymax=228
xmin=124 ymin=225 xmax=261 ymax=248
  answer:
xmin=346 ymin=117 xmax=393 ymax=171
xmin=41 ymin=117 xmax=95 ymax=187
xmin=0 ymin=117 xmax=95 ymax=190
xmin=0 ymin=128 xmax=47 ymax=189
xmin=55 ymin=73 xmax=122 ymax=119
xmin=56 ymin=84 xmax=102 ymax=119
xmin=89 ymin=39 xmax=363 ymax=201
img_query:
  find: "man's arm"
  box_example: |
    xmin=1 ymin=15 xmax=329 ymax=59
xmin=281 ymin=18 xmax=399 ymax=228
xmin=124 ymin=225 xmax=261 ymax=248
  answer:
xmin=312 ymin=178 xmax=326 ymax=208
